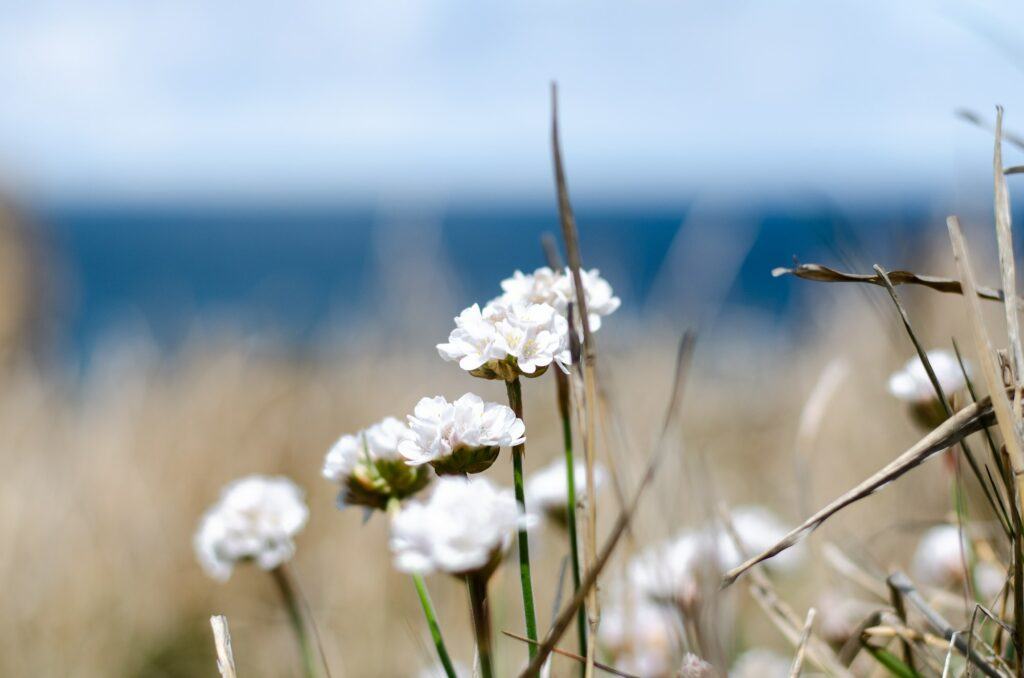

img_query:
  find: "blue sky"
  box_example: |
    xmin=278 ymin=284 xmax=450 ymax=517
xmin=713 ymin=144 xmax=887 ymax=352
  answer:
xmin=0 ymin=0 xmax=1023 ymax=203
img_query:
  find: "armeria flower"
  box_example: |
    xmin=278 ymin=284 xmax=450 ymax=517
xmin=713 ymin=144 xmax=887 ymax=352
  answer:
xmin=323 ymin=417 xmax=432 ymax=511
xmin=437 ymin=300 xmax=570 ymax=381
xmin=730 ymin=649 xmax=791 ymax=678
xmin=526 ymin=458 xmax=606 ymax=525
xmin=598 ymin=600 xmax=680 ymax=677
xmin=888 ymin=350 xmax=969 ymax=428
xmin=912 ymin=524 xmax=1004 ymax=598
xmin=194 ymin=475 xmax=309 ymax=581
xmin=389 ymin=476 xmax=528 ymax=577
xmin=498 ymin=266 xmax=621 ymax=331
xmin=399 ymin=393 xmax=525 ymax=475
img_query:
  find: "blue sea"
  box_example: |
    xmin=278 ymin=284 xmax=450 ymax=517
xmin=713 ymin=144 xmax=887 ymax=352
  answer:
xmin=29 ymin=198 xmax=948 ymax=360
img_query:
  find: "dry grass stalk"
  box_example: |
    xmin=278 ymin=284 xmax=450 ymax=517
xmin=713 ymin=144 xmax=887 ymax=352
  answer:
xmin=500 ymin=631 xmax=638 ymax=678
xmin=789 ymin=607 xmax=816 ymax=678
xmin=723 ymin=395 xmax=997 ymax=585
xmin=551 ymin=81 xmax=601 ymax=678
xmin=772 ymin=262 xmax=1011 ymax=304
xmin=210 ymin=615 xmax=238 ymax=678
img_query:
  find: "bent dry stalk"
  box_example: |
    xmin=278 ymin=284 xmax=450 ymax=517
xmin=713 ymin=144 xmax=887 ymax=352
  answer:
xmin=467 ymin=572 xmax=496 ymax=678
xmin=386 ymin=497 xmax=457 ymax=678
xmin=269 ymin=564 xmax=320 ymax=678
xmin=505 ymin=375 xmax=539 ymax=659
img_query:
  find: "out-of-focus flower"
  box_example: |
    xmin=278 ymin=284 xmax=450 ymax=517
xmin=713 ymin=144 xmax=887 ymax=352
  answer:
xmin=323 ymin=417 xmax=432 ymax=510
xmin=677 ymin=653 xmax=718 ymax=677
xmin=629 ymin=506 xmax=802 ymax=609
xmin=498 ymin=266 xmax=621 ymax=331
xmin=912 ymin=524 xmax=1004 ymax=598
xmin=437 ymin=300 xmax=570 ymax=381
xmin=399 ymin=393 xmax=525 ymax=475
xmin=526 ymin=458 xmax=606 ymax=525
xmin=730 ymin=649 xmax=791 ymax=678
xmin=194 ymin=475 xmax=308 ymax=581
xmin=888 ymin=350 xmax=969 ymax=428
xmin=389 ymin=477 xmax=528 ymax=577
xmin=815 ymin=590 xmax=872 ymax=646
xmin=598 ymin=600 xmax=680 ymax=677
xmin=628 ymin=531 xmax=710 ymax=608
xmin=718 ymin=505 xmax=804 ymax=573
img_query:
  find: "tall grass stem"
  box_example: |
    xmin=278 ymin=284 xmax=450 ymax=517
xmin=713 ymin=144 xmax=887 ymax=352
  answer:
xmin=386 ymin=497 xmax=457 ymax=678
xmin=505 ymin=376 xmax=539 ymax=659
xmin=270 ymin=565 xmax=320 ymax=678
xmin=466 ymin=573 xmax=495 ymax=678
xmin=555 ymin=370 xmax=587 ymax=664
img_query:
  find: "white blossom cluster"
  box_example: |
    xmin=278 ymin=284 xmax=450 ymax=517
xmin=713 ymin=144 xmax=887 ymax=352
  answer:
xmin=437 ymin=267 xmax=619 ymax=380
xmin=597 ymin=599 xmax=680 ymax=677
xmin=912 ymin=524 xmax=1004 ymax=598
xmin=887 ymin=349 xmax=968 ymax=403
xmin=322 ymin=417 xmax=432 ymax=510
xmin=194 ymin=475 xmax=309 ymax=581
xmin=389 ymin=477 xmax=529 ymax=577
xmin=399 ymin=393 xmax=525 ymax=474
xmin=526 ymin=458 xmax=605 ymax=520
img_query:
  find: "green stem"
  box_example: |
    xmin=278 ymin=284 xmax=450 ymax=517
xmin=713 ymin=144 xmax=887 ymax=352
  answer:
xmin=270 ymin=565 xmax=319 ymax=678
xmin=387 ymin=498 xmax=457 ymax=678
xmin=505 ymin=376 xmax=539 ymax=659
xmin=554 ymin=369 xmax=587 ymax=665
xmin=467 ymin=573 xmax=495 ymax=678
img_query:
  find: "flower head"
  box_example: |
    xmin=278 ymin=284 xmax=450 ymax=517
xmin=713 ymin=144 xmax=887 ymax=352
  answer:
xmin=628 ymin=531 xmax=710 ymax=608
xmin=399 ymin=393 xmax=525 ymax=475
xmin=323 ymin=417 xmax=432 ymax=510
xmin=888 ymin=350 xmax=967 ymax=403
xmin=678 ymin=653 xmax=718 ymax=678
xmin=194 ymin=475 xmax=308 ymax=581
xmin=526 ymin=458 xmax=606 ymax=525
xmin=389 ymin=477 xmax=527 ymax=577
xmin=911 ymin=524 xmax=1003 ymax=598
xmin=437 ymin=300 xmax=571 ymax=381
xmin=498 ymin=266 xmax=621 ymax=331
xmin=598 ymin=600 xmax=679 ymax=677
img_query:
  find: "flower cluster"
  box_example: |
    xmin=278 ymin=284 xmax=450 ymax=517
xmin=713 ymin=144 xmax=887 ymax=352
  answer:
xmin=627 ymin=506 xmax=803 ymax=607
xmin=526 ymin=458 xmax=606 ymax=525
xmin=389 ymin=477 xmax=528 ymax=577
xmin=598 ymin=599 xmax=680 ymax=677
xmin=437 ymin=301 xmax=571 ymax=381
xmin=194 ymin=475 xmax=309 ymax=581
xmin=497 ymin=266 xmax=621 ymax=331
xmin=399 ymin=393 xmax=525 ymax=475
xmin=912 ymin=524 xmax=1003 ymax=598
xmin=888 ymin=349 xmax=970 ymax=428
xmin=322 ymin=417 xmax=432 ymax=510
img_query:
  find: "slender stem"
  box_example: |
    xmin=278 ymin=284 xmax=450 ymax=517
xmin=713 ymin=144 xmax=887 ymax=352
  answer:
xmin=555 ymin=369 xmax=587 ymax=665
xmin=270 ymin=565 xmax=319 ymax=678
xmin=386 ymin=497 xmax=457 ymax=678
xmin=505 ymin=376 xmax=539 ymax=659
xmin=467 ymin=573 xmax=495 ymax=678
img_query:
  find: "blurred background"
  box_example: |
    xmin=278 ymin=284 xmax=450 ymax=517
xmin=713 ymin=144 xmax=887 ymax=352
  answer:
xmin=2 ymin=0 xmax=1024 ymax=675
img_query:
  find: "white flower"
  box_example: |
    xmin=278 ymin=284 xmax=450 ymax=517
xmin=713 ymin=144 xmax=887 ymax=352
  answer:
xmin=730 ymin=649 xmax=791 ymax=678
xmin=389 ymin=477 xmax=527 ymax=576
xmin=888 ymin=350 xmax=968 ymax=403
xmin=628 ymin=531 xmax=710 ymax=606
xmin=499 ymin=267 xmax=621 ymax=331
xmin=598 ymin=600 xmax=679 ymax=677
xmin=717 ymin=505 xmax=804 ymax=573
xmin=399 ymin=393 xmax=525 ymax=475
xmin=323 ymin=417 xmax=431 ymax=509
xmin=438 ymin=300 xmax=570 ymax=380
xmin=911 ymin=524 xmax=1003 ymax=598
xmin=526 ymin=458 xmax=606 ymax=520
xmin=194 ymin=475 xmax=309 ymax=581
